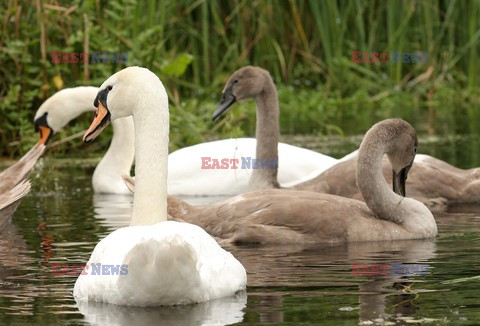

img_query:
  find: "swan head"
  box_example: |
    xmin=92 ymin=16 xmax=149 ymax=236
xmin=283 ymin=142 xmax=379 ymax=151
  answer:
xmin=387 ymin=121 xmax=417 ymax=197
xmin=34 ymin=111 xmax=54 ymax=145
xmin=213 ymin=66 xmax=272 ymax=121
xmin=34 ymin=87 xmax=99 ymax=145
xmin=83 ymin=67 xmax=166 ymax=143
xmin=377 ymin=119 xmax=418 ymax=196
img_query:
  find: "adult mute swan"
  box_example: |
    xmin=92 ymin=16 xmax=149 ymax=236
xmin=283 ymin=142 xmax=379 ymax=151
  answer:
xmin=73 ymin=67 xmax=246 ymax=306
xmin=0 ymin=143 xmax=45 ymax=223
xmin=128 ymin=119 xmax=436 ymax=244
xmin=34 ymin=87 xmax=135 ymax=195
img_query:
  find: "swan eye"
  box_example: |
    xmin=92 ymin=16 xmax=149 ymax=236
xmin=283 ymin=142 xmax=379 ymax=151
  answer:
xmin=107 ymin=85 xmax=113 ymax=91
xmin=233 ymin=79 xmax=239 ymax=84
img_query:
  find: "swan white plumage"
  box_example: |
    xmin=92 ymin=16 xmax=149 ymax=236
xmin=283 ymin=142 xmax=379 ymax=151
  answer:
xmin=34 ymin=87 xmax=135 ymax=195
xmin=33 ymin=86 xmax=336 ymax=196
xmin=168 ymin=138 xmax=337 ymax=195
xmin=73 ymin=67 xmax=246 ymax=306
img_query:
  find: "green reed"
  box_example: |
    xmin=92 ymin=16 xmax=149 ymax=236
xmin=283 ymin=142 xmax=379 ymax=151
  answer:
xmin=0 ymin=0 xmax=479 ymax=157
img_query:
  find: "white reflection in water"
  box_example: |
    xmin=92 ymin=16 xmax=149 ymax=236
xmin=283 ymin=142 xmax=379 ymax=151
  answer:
xmin=76 ymin=292 xmax=246 ymax=326
xmin=92 ymin=194 xmax=132 ymax=229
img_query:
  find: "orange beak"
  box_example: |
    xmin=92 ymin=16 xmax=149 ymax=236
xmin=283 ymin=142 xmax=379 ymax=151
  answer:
xmin=83 ymin=101 xmax=111 ymax=143
xmin=38 ymin=126 xmax=52 ymax=145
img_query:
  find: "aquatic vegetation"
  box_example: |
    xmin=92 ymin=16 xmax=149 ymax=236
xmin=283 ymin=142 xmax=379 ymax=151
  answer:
xmin=0 ymin=0 xmax=479 ymax=157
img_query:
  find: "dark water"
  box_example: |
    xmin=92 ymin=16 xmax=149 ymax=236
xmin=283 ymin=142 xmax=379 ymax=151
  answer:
xmin=1 ymin=137 xmax=480 ymax=325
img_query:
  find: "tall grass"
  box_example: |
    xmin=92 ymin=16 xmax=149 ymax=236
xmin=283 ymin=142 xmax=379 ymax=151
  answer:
xmin=0 ymin=0 xmax=479 ymax=157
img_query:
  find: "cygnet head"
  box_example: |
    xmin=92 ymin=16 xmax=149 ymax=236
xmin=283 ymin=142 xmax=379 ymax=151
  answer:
xmin=212 ymin=66 xmax=273 ymax=121
xmin=83 ymin=66 xmax=167 ymax=143
xmin=385 ymin=120 xmax=417 ymax=197
xmin=362 ymin=118 xmax=418 ymax=196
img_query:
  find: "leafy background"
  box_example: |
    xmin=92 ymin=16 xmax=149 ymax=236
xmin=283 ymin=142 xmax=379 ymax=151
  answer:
xmin=0 ymin=0 xmax=479 ymax=158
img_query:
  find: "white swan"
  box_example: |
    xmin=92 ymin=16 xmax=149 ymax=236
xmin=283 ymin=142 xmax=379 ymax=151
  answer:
xmin=73 ymin=67 xmax=246 ymax=306
xmin=34 ymin=87 xmax=134 ymax=195
xmin=168 ymin=138 xmax=335 ymax=195
xmin=34 ymin=85 xmax=331 ymax=196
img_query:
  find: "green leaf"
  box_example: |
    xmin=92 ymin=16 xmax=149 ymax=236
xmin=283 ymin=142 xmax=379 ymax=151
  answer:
xmin=160 ymin=53 xmax=193 ymax=78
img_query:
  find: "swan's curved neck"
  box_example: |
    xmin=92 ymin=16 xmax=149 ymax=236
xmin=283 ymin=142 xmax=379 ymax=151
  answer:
xmin=357 ymin=135 xmax=404 ymax=223
xmin=130 ymin=96 xmax=169 ymax=225
xmin=250 ymin=79 xmax=280 ymax=190
xmin=93 ymin=117 xmax=135 ymax=184
xmin=65 ymin=87 xmax=99 ymax=119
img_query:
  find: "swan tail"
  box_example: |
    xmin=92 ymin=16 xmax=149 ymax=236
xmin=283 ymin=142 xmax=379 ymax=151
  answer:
xmin=118 ymin=237 xmax=207 ymax=305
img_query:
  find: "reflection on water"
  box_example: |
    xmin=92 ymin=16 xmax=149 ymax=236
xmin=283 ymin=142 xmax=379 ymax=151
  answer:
xmin=92 ymin=194 xmax=132 ymax=229
xmin=226 ymin=240 xmax=440 ymax=324
xmin=0 ymin=153 xmax=479 ymax=324
xmin=77 ymin=293 xmax=246 ymax=326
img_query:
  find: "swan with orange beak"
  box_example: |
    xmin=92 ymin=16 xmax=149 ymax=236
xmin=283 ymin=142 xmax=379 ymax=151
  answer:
xmin=84 ymin=86 xmax=112 ymax=143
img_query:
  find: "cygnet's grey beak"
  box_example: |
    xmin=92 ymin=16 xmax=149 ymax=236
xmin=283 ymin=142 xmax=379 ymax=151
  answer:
xmin=212 ymin=85 xmax=236 ymax=122
xmin=392 ymin=163 xmax=412 ymax=197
